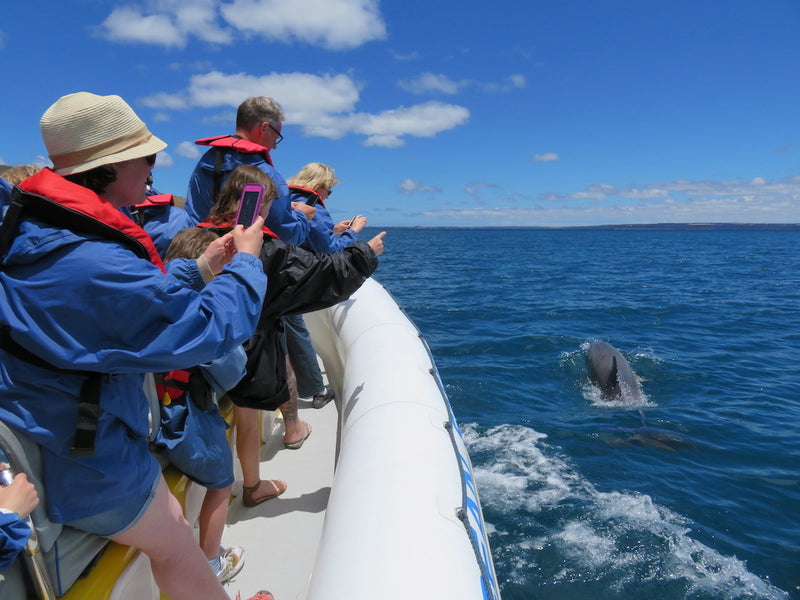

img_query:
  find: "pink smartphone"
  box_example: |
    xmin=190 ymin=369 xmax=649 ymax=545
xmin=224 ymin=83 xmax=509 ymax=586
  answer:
xmin=235 ymin=183 xmax=265 ymax=227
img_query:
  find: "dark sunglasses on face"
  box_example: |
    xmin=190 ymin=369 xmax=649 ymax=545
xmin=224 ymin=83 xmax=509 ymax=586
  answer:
xmin=144 ymin=154 xmax=156 ymax=166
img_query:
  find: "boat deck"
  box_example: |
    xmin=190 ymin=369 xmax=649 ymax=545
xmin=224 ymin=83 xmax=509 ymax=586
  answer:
xmin=220 ymin=395 xmax=338 ymax=600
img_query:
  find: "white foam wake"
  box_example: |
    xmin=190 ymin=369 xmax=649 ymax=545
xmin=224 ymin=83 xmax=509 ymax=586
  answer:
xmin=463 ymin=423 xmax=788 ymax=599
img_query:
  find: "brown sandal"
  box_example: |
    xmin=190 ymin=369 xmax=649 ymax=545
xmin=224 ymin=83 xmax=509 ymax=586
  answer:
xmin=242 ymin=479 xmax=287 ymax=507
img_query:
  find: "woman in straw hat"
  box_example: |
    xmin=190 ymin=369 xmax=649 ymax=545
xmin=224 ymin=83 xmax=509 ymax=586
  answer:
xmin=0 ymin=92 xmax=273 ymax=600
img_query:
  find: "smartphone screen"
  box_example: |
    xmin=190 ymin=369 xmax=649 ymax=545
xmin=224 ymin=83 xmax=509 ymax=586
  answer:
xmin=305 ymin=195 xmax=318 ymax=208
xmin=235 ymin=185 xmax=264 ymax=227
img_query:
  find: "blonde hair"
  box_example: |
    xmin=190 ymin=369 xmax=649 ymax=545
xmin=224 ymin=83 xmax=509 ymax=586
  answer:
xmin=287 ymin=162 xmax=339 ymax=192
xmin=1 ymin=164 xmax=42 ymax=185
xmin=208 ymin=165 xmax=277 ymax=226
xmin=164 ymin=227 xmax=219 ymax=262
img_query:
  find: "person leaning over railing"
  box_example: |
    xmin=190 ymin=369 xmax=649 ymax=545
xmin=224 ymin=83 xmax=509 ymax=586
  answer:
xmin=0 ymin=92 xmax=273 ymax=600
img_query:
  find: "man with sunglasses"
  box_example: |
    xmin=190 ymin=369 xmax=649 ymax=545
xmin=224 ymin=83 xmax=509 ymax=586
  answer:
xmin=185 ymin=96 xmax=321 ymax=454
xmin=185 ymin=96 xmax=315 ymax=244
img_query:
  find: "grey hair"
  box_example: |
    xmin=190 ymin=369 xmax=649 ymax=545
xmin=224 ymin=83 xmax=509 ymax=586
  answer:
xmin=236 ymin=96 xmax=285 ymax=131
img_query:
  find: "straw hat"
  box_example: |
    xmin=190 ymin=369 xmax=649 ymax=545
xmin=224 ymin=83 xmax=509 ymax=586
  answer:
xmin=40 ymin=92 xmax=167 ymax=175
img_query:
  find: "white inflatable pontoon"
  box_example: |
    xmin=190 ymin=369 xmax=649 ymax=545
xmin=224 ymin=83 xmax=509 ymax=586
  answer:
xmin=0 ymin=278 xmax=500 ymax=600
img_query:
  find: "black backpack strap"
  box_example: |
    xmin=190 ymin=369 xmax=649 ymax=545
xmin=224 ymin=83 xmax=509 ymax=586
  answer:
xmin=70 ymin=374 xmax=102 ymax=457
xmin=212 ymin=148 xmax=225 ymax=204
xmin=0 ymin=326 xmax=102 ymax=457
xmin=0 ymin=191 xmax=26 ymax=264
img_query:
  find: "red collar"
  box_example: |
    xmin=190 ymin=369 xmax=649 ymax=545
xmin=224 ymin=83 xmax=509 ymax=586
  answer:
xmin=194 ymin=135 xmax=274 ymax=167
xmin=289 ymin=185 xmax=326 ymax=209
xmin=134 ymin=193 xmax=174 ymax=209
xmin=196 ymin=220 xmax=279 ymax=240
xmin=19 ymin=169 xmax=166 ymax=272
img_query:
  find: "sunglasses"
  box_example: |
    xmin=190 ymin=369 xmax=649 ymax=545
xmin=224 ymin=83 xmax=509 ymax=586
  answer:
xmin=268 ymin=123 xmax=284 ymax=145
xmin=144 ymin=154 xmax=156 ymax=166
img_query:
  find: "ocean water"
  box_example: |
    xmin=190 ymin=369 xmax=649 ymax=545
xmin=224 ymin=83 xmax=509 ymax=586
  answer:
xmin=369 ymin=228 xmax=800 ymax=600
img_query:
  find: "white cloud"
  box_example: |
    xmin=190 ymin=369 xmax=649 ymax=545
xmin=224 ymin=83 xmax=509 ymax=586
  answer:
xmin=99 ymin=7 xmax=186 ymax=46
xmin=399 ymin=72 xmax=527 ymax=96
xmin=349 ymin=101 xmax=470 ymax=147
xmin=507 ymin=74 xmax=527 ymax=88
xmin=221 ymin=0 xmax=386 ymax=50
xmin=533 ymin=152 xmax=559 ymax=163
xmin=464 ymin=182 xmax=500 ymax=198
xmin=143 ymin=71 xmax=470 ymax=147
xmin=398 ymin=178 xmax=442 ymax=195
xmin=392 ymin=50 xmax=421 ymax=61
xmin=185 ymin=71 xmax=361 ymax=123
xmin=435 ymin=175 xmax=800 ymax=226
xmin=153 ymin=151 xmax=174 ymax=168
xmin=140 ymin=92 xmax=191 ymax=110
xmin=174 ymin=141 xmax=201 ymax=159
xmin=399 ymin=73 xmax=464 ymax=95
xmin=99 ymin=0 xmax=385 ymax=50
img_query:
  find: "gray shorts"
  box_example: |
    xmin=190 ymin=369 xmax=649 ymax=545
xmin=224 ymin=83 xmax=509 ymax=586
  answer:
xmin=66 ymin=471 xmax=161 ymax=538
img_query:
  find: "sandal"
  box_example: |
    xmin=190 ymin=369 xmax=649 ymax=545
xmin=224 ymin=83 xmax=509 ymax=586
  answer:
xmin=242 ymin=479 xmax=287 ymax=507
xmin=284 ymin=421 xmax=312 ymax=450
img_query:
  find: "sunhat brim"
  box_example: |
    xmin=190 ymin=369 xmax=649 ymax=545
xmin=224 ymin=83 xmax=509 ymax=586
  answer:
xmin=53 ymin=135 xmax=167 ymax=176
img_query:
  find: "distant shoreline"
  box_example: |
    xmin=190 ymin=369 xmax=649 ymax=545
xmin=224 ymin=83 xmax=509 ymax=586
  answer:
xmin=379 ymin=223 xmax=800 ymax=231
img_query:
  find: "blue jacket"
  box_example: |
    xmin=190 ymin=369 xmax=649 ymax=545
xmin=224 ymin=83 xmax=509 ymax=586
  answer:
xmin=0 ymin=170 xmax=267 ymax=523
xmin=289 ymin=187 xmax=358 ymax=254
xmin=0 ymin=178 xmax=11 ymax=207
xmin=126 ymin=193 xmax=196 ymax=258
xmin=0 ymin=510 xmax=29 ymax=568
xmin=185 ymin=136 xmax=310 ymax=245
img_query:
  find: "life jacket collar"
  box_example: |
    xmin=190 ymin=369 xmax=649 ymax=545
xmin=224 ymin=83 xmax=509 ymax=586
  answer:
xmin=194 ymin=135 xmax=274 ymax=167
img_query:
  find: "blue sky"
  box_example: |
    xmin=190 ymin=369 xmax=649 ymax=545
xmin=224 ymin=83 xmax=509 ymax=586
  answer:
xmin=2 ymin=1 xmax=800 ymax=227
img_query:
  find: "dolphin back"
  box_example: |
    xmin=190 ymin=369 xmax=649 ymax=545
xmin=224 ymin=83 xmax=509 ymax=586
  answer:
xmin=587 ymin=341 xmax=641 ymax=401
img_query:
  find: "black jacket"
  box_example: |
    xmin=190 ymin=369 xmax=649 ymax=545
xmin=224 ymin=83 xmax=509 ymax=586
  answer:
xmin=228 ymin=236 xmax=378 ymax=410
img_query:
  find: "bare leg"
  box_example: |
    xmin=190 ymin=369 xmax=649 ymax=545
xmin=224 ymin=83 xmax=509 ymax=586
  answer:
xmin=233 ymin=405 xmax=287 ymax=504
xmin=281 ymin=355 xmax=311 ymax=446
xmin=111 ymin=477 xmax=228 ymax=600
xmin=233 ymin=406 xmax=261 ymax=489
xmin=198 ymin=485 xmax=233 ymax=560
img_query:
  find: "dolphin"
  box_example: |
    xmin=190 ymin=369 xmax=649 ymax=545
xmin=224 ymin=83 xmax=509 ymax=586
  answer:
xmin=587 ymin=341 xmax=642 ymax=401
xmin=597 ymin=426 xmax=696 ymax=451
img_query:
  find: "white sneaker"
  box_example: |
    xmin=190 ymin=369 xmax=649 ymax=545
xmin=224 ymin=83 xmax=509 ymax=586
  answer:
xmin=216 ymin=546 xmax=245 ymax=583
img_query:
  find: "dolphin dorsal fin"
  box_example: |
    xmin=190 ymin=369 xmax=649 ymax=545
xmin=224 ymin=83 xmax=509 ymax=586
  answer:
xmin=602 ymin=355 xmax=619 ymax=392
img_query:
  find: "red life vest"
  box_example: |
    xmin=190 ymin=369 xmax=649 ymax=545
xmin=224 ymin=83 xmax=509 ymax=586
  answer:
xmin=135 ymin=193 xmax=174 ymax=209
xmin=195 ymin=135 xmax=274 ymax=167
xmin=196 ymin=220 xmax=280 ymax=240
xmin=289 ymin=185 xmax=326 ymax=209
xmin=17 ymin=168 xmax=166 ymax=272
xmin=1 ymin=168 xmax=167 ymax=456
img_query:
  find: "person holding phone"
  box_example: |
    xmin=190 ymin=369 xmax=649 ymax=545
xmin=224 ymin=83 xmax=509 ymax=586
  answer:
xmin=287 ymin=162 xmax=368 ymax=255
xmin=285 ymin=162 xmax=369 ymax=408
xmin=198 ymin=165 xmax=385 ymax=505
xmin=0 ymin=92 xmax=271 ymax=600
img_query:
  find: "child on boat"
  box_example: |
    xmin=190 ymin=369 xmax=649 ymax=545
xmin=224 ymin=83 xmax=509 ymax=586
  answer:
xmin=197 ymin=165 xmax=385 ymax=507
xmin=153 ymin=227 xmax=251 ymax=583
